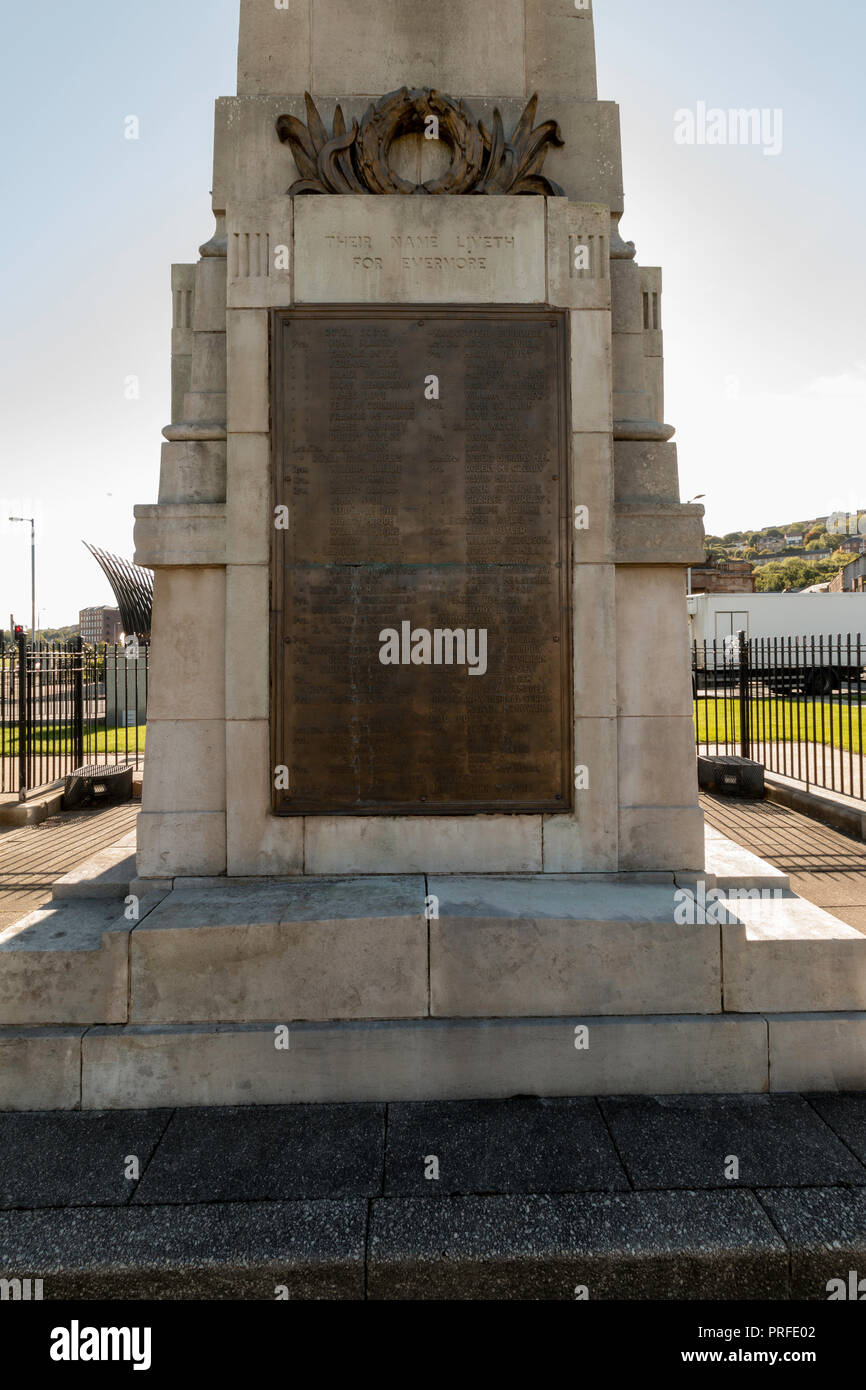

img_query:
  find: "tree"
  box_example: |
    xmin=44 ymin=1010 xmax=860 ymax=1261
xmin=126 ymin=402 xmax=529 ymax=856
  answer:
xmin=754 ymin=553 xmax=856 ymax=593
xmin=830 ymin=549 xmax=858 ymax=569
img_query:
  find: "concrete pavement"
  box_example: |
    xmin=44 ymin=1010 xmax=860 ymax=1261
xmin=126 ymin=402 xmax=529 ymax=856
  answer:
xmin=2 ymin=1095 xmax=866 ymax=1299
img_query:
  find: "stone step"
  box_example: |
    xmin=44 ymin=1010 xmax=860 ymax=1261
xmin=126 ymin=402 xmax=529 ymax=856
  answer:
xmin=724 ymin=896 xmax=866 ymax=1013
xmin=0 ymin=902 xmax=131 ymax=1027
xmin=3 ymin=875 xmax=866 ymax=1030
xmin=52 ymin=844 xmax=137 ymax=901
xmin=0 ymin=1190 xmax=803 ymax=1300
xmin=701 ymin=830 xmax=790 ymax=891
xmin=0 ymin=887 xmax=167 ymax=1028
xmin=2 ymin=1011 xmax=866 ymax=1111
xmin=0 ymin=788 xmax=64 ymax=828
xmin=123 ymin=877 xmax=866 ymax=1024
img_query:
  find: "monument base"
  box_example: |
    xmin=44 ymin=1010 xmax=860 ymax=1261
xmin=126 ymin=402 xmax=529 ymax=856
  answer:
xmin=3 ymin=837 xmax=866 ymax=1109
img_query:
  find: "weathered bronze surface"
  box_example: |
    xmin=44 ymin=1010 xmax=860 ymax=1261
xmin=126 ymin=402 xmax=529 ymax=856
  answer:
xmin=271 ymin=307 xmax=572 ymax=815
xmin=276 ymin=89 xmax=565 ymax=197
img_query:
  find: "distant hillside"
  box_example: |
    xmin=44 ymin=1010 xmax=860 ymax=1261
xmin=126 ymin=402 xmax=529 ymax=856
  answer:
xmin=705 ymin=512 xmax=864 ymax=556
xmin=704 ymin=513 xmax=863 ymax=593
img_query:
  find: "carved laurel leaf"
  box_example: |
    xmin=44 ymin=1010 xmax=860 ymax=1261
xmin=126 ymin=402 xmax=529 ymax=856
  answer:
xmin=319 ymin=128 xmax=364 ymax=194
xmin=475 ymin=110 xmax=507 ymax=193
xmin=504 ymin=98 xmax=565 ymax=196
xmin=275 ymin=114 xmax=320 ymax=182
xmin=304 ymin=92 xmax=330 ymax=151
xmin=510 ymin=94 xmax=541 ymax=152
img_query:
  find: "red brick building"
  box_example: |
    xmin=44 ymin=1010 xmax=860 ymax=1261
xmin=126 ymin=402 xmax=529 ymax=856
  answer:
xmin=79 ymin=606 xmax=123 ymax=644
xmin=687 ymin=560 xmax=756 ymax=595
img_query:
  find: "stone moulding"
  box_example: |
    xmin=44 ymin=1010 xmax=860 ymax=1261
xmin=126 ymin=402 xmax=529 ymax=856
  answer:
xmin=276 ymin=88 xmax=565 ymax=197
xmin=614 ymin=503 xmax=706 ymax=567
xmin=133 ymin=503 xmax=227 ymax=569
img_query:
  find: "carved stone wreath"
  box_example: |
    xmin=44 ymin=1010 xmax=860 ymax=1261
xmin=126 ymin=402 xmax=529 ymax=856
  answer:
xmin=276 ymin=88 xmax=565 ymax=196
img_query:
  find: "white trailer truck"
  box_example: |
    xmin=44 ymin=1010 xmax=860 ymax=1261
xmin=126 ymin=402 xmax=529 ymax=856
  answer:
xmin=688 ymin=592 xmax=866 ymax=694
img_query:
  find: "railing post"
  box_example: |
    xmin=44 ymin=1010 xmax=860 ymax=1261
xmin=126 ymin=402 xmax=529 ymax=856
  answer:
xmin=16 ymin=627 xmax=27 ymax=801
xmin=738 ymin=629 xmax=751 ymax=760
xmin=72 ymin=635 xmax=85 ymax=770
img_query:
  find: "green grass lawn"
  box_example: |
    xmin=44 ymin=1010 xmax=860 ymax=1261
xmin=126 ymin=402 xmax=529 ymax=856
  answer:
xmin=694 ymin=698 xmax=863 ymax=754
xmin=0 ymin=725 xmax=147 ymax=757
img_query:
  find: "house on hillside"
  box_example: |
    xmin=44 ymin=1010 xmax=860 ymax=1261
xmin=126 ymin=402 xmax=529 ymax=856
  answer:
xmin=830 ymin=555 xmax=866 ymax=593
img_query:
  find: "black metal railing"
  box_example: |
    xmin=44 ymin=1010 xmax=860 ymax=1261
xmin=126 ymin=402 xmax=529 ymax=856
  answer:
xmin=693 ymin=633 xmax=865 ymax=801
xmin=0 ymin=636 xmax=148 ymax=800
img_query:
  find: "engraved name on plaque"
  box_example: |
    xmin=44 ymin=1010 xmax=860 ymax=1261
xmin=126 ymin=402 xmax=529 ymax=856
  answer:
xmin=271 ymin=306 xmax=572 ymax=814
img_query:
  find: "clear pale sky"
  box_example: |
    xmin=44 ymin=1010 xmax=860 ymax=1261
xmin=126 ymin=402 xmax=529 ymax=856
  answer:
xmin=1 ymin=0 xmax=864 ymax=627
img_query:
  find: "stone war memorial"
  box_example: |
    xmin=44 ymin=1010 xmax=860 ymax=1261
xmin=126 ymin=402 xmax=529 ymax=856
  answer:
xmin=5 ymin=0 xmax=866 ymax=1113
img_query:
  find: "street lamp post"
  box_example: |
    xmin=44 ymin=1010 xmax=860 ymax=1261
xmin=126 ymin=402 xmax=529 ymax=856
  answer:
xmin=9 ymin=517 xmax=36 ymax=641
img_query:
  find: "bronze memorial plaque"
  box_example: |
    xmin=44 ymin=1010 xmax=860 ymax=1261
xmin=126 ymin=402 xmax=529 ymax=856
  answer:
xmin=271 ymin=306 xmax=572 ymax=814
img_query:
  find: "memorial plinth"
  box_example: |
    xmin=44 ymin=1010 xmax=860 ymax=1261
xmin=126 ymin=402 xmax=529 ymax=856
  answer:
xmin=4 ymin=1 xmax=866 ymax=1113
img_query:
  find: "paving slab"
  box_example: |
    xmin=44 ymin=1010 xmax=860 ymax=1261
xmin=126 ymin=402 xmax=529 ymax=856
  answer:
xmin=756 ymin=1189 xmax=866 ymax=1300
xmin=788 ymin=875 xmax=866 ymax=910
xmin=701 ymin=795 xmax=866 ymax=914
xmin=0 ymin=804 xmax=140 ymax=933
xmin=0 ymin=1111 xmax=172 ymax=1209
xmin=368 ymin=1191 xmax=787 ymax=1300
xmin=805 ymin=1093 xmax=866 ymax=1167
xmin=385 ymin=1098 xmax=628 ymax=1195
xmin=132 ymin=1103 xmax=385 ymax=1204
xmin=0 ymin=1200 xmax=366 ymax=1299
xmin=599 ymin=1094 xmax=866 ymax=1189
xmin=828 ymin=906 xmax=866 ymax=933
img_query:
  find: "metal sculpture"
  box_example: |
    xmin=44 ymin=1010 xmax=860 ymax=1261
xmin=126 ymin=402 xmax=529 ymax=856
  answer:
xmin=84 ymin=543 xmax=153 ymax=640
